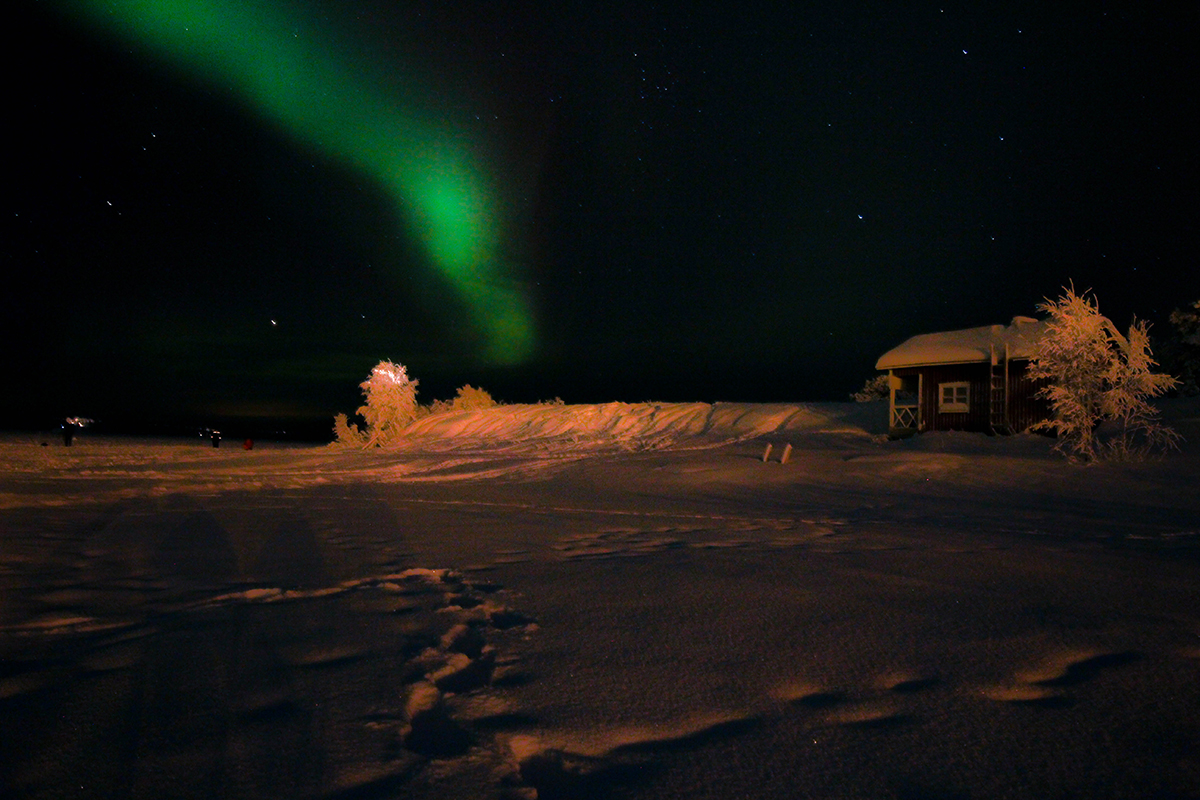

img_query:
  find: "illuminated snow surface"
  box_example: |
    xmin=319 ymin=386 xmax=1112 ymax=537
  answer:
xmin=2 ymin=400 xmax=1199 ymax=799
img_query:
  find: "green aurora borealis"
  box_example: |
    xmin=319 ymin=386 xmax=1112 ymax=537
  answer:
xmin=56 ymin=0 xmax=535 ymax=365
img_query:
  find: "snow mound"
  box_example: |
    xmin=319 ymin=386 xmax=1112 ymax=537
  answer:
xmin=391 ymin=401 xmax=884 ymax=453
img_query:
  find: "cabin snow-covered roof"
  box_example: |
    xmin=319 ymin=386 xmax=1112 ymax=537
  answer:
xmin=875 ymin=316 xmax=1047 ymax=370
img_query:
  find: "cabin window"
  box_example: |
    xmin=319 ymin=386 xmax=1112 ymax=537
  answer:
xmin=938 ymin=382 xmax=970 ymax=413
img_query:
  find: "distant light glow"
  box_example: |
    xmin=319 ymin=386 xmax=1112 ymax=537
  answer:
xmin=56 ymin=0 xmax=534 ymax=365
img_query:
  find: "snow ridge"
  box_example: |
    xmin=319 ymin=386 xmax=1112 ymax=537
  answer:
xmin=394 ymin=401 xmax=880 ymax=453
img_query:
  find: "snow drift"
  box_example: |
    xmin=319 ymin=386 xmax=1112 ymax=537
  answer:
xmin=390 ymin=401 xmax=889 ymax=453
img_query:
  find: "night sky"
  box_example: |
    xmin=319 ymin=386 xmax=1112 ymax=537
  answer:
xmin=7 ymin=2 xmax=1196 ymax=437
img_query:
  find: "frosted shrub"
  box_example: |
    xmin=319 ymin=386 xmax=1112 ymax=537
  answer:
xmin=1029 ymin=286 xmax=1179 ymax=461
xmin=418 ymin=385 xmax=499 ymax=417
xmin=331 ymin=412 xmax=365 ymax=447
xmin=448 ymin=384 xmax=497 ymax=412
xmin=851 ymin=374 xmax=890 ymax=402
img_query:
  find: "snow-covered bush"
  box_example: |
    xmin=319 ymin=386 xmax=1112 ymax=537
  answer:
xmin=851 ymin=374 xmax=890 ymax=402
xmin=418 ymin=384 xmax=499 ymax=417
xmin=1028 ymin=286 xmax=1179 ymax=461
xmin=447 ymin=384 xmax=497 ymax=412
xmin=331 ymin=412 xmax=366 ymax=447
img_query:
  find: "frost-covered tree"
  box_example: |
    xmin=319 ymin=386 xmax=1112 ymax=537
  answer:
xmin=359 ymin=360 xmax=420 ymax=446
xmin=1162 ymin=299 xmax=1200 ymax=396
xmin=1028 ymin=286 xmax=1179 ymax=461
xmin=1098 ymin=319 xmax=1182 ymax=458
xmin=1027 ymin=288 xmax=1111 ymax=460
xmin=331 ymin=360 xmax=420 ymax=448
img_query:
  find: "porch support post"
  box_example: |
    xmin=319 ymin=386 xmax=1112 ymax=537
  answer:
xmin=917 ymin=372 xmax=924 ymax=431
xmin=888 ymin=369 xmax=896 ymax=432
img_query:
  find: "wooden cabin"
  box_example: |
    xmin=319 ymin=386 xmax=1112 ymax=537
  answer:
xmin=875 ymin=316 xmax=1052 ymax=438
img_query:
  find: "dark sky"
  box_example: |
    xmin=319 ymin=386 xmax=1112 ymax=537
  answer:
xmin=6 ymin=2 xmax=1196 ymax=436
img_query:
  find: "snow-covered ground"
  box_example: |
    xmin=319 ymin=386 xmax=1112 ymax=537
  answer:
xmin=2 ymin=400 xmax=1199 ymax=799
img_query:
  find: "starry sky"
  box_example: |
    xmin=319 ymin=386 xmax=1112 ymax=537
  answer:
xmin=6 ymin=2 xmax=1197 ymax=437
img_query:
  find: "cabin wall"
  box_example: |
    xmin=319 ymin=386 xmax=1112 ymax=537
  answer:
xmin=891 ymin=361 xmax=1051 ymax=434
xmin=1005 ymin=359 xmax=1053 ymax=432
xmin=919 ymin=364 xmax=991 ymax=432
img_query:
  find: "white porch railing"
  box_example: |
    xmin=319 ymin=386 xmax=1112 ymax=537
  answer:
xmin=891 ymin=403 xmax=919 ymax=430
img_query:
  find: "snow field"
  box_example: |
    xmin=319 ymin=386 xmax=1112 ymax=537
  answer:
xmin=1 ymin=398 xmax=1199 ymax=798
